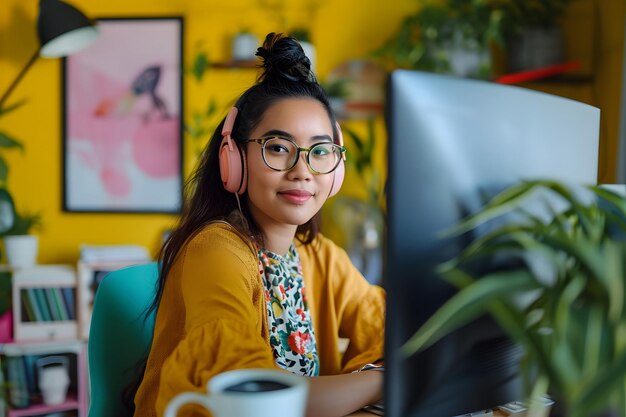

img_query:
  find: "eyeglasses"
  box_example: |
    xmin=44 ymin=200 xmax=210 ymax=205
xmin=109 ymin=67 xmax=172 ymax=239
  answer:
xmin=245 ymin=136 xmax=346 ymax=174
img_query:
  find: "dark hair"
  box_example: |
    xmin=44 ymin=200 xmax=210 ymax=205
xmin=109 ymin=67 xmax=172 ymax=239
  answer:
xmin=123 ymin=32 xmax=338 ymax=413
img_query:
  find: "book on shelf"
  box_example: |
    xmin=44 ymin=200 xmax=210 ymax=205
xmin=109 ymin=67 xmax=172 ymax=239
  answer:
xmin=53 ymin=288 xmax=70 ymax=321
xmin=25 ymin=289 xmax=43 ymax=322
xmin=20 ymin=290 xmax=36 ymax=322
xmin=80 ymin=244 xmax=151 ymax=263
xmin=6 ymin=356 xmax=29 ymax=408
xmin=33 ymin=289 xmax=52 ymax=322
xmin=20 ymin=288 xmax=75 ymax=323
xmin=44 ymin=289 xmax=62 ymax=321
xmin=61 ymin=288 xmax=76 ymax=320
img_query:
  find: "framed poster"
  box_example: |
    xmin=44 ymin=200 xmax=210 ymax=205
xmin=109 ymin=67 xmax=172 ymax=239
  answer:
xmin=62 ymin=17 xmax=183 ymax=213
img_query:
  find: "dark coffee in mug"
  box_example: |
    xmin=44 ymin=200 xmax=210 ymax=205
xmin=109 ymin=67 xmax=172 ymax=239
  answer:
xmin=165 ymin=368 xmax=308 ymax=417
xmin=224 ymin=379 xmax=290 ymax=393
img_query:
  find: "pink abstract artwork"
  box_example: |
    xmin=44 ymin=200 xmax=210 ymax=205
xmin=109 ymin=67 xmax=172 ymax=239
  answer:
xmin=63 ymin=18 xmax=182 ymax=212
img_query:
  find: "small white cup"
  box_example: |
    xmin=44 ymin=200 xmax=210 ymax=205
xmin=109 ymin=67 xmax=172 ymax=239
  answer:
xmin=164 ymin=368 xmax=308 ymax=417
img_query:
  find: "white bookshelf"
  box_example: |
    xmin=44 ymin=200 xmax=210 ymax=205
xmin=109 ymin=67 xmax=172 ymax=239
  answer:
xmin=77 ymin=260 xmax=149 ymax=339
xmin=10 ymin=265 xmax=78 ymax=342
xmin=0 ymin=339 xmax=88 ymax=417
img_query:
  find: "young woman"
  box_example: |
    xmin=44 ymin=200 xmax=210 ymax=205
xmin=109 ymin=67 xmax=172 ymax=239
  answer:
xmin=133 ymin=33 xmax=385 ymax=417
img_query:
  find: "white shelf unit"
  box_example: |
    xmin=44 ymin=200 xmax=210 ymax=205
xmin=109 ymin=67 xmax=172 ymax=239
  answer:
xmin=0 ymin=339 xmax=87 ymax=417
xmin=11 ymin=266 xmax=78 ymax=343
xmin=77 ymin=260 xmax=148 ymax=339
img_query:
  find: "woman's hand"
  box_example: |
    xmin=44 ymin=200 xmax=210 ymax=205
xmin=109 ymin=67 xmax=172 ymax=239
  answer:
xmin=305 ymin=370 xmax=383 ymax=417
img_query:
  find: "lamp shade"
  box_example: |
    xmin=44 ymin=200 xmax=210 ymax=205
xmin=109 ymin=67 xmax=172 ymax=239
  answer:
xmin=37 ymin=0 xmax=99 ymax=58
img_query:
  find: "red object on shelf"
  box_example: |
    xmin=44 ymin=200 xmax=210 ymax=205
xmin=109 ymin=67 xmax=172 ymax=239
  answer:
xmin=494 ymin=60 xmax=582 ymax=84
xmin=0 ymin=310 xmax=14 ymax=343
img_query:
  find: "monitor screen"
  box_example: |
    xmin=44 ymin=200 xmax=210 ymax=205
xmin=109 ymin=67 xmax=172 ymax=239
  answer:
xmin=384 ymin=70 xmax=600 ymax=417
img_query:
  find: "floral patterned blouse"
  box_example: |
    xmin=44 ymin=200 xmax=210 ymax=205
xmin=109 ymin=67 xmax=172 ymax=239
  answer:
xmin=257 ymin=244 xmax=320 ymax=376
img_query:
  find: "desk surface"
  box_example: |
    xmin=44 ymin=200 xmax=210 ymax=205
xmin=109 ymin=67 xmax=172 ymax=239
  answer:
xmin=349 ymin=409 xmax=507 ymax=416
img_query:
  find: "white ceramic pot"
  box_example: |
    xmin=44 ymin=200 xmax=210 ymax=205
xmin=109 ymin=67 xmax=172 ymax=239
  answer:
xmin=4 ymin=235 xmax=38 ymax=268
xmin=300 ymin=41 xmax=316 ymax=74
xmin=507 ymin=26 xmax=566 ymax=72
xmin=165 ymin=368 xmax=308 ymax=417
xmin=37 ymin=356 xmax=70 ymax=405
xmin=232 ymin=33 xmax=259 ymax=61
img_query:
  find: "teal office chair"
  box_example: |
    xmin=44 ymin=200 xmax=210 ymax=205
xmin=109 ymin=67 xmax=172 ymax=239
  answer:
xmin=88 ymin=262 xmax=158 ymax=417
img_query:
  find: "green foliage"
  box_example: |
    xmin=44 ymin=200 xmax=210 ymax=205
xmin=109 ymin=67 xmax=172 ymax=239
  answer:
xmin=0 ymin=102 xmax=42 ymax=236
xmin=190 ymin=51 xmax=210 ymax=83
xmin=402 ymin=180 xmax=626 ymax=417
xmin=5 ymin=211 xmax=42 ymax=236
xmin=373 ymin=0 xmax=570 ymax=73
xmin=289 ymin=28 xmax=311 ymax=43
xmin=0 ymin=271 xmax=11 ymax=316
xmin=321 ymin=78 xmax=350 ymax=99
xmin=341 ymin=118 xmax=383 ymax=208
xmin=0 ymin=125 xmax=25 ymax=187
xmin=185 ymin=43 xmax=221 ymax=158
xmin=0 ymin=99 xmax=26 ymax=117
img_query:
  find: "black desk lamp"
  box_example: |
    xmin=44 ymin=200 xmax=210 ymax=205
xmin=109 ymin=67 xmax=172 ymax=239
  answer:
xmin=0 ymin=0 xmax=99 ymax=110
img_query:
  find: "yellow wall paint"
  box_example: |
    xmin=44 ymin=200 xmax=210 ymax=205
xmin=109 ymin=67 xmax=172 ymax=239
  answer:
xmin=0 ymin=0 xmax=416 ymax=264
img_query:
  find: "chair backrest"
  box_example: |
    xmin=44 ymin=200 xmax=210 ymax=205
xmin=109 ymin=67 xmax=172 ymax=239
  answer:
xmin=87 ymin=262 xmax=158 ymax=417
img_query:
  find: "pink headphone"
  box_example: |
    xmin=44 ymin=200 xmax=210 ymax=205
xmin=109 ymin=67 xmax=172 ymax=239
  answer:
xmin=219 ymin=106 xmax=345 ymax=197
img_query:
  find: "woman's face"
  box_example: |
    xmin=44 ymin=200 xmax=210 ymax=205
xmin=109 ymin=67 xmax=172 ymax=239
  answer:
xmin=245 ymin=97 xmax=336 ymax=236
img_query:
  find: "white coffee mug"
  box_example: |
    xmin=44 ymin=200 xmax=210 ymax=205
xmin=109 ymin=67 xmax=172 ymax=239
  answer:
xmin=164 ymin=368 xmax=308 ymax=417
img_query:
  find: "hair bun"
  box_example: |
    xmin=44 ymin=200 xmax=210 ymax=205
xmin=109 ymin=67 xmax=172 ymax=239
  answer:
xmin=255 ymin=32 xmax=315 ymax=83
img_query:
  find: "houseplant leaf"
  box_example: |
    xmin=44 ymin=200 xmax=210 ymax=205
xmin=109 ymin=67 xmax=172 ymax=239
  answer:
xmin=0 ymin=188 xmax=15 ymax=234
xmin=401 ymin=268 xmax=539 ymax=356
xmin=0 ymin=132 xmax=24 ymax=151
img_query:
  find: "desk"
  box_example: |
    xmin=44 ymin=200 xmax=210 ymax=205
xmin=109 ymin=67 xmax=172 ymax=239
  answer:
xmin=348 ymin=409 xmax=507 ymax=416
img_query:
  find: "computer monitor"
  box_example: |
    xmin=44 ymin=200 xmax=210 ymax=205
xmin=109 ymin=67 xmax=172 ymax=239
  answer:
xmin=384 ymin=70 xmax=600 ymax=417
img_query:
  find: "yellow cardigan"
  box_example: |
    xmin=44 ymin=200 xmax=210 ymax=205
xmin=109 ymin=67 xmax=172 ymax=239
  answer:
xmin=134 ymin=223 xmax=385 ymax=417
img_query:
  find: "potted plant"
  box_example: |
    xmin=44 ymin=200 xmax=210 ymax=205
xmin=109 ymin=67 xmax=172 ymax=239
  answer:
xmin=184 ymin=42 xmax=220 ymax=160
xmin=0 ymin=101 xmax=43 ymax=268
xmin=3 ymin=211 xmax=42 ymax=268
xmin=502 ymin=0 xmax=571 ymax=72
xmin=373 ymin=0 xmax=571 ymax=78
xmin=232 ymin=29 xmax=259 ymax=61
xmin=330 ymin=118 xmax=385 ymax=284
xmin=402 ymin=180 xmax=626 ymax=417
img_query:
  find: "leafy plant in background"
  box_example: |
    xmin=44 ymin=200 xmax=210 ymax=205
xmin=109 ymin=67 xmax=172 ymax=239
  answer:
xmin=6 ymin=211 xmax=42 ymax=236
xmin=185 ymin=42 xmax=220 ymax=158
xmin=341 ymin=118 xmax=383 ymax=209
xmin=0 ymin=101 xmax=42 ymax=316
xmin=289 ymin=28 xmax=311 ymax=43
xmin=0 ymin=271 xmax=10 ymax=316
xmin=373 ymin=0 xmax=570 ymax=76
xmin=332 ymin=118 xmax=385 ymax=283
xmin=0 ymin=101 xmax=36 ymax=237
xmin=403 ymin=180 xmax=626 ymax=417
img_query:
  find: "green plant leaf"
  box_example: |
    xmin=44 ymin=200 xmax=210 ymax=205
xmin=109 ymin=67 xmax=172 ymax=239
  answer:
xmin=441 ymin=180 xmax=539 ymax=237
xmin=0 ymin=156 xmax=7 ymax=185
xmin=0 ymin=271 xmax=11 ymax=315
xmin=0 ymin=188 xmax=15 ymax=234
xmin=0 ymin=132 xmax=24 ymax=151
xmin=0 ymin=99 xmax=27 ymax=117
xmin=206 ymin=98 xmax=217 ymax=117
xmin=401 ymin=268 xmax=539 ymax=356
xmin=5 ymin=211 xmax=42 ymax=236
xmin=191 ymin=51 xmax=210 ymax=82
xmin=572 ymin=350 xmax=626 ymax=417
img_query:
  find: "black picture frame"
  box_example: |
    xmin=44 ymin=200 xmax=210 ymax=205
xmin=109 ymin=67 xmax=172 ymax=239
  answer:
xmin=61 ymin=17 xmax=184 ymax=213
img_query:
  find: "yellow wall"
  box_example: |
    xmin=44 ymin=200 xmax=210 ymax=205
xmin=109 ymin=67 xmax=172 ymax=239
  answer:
xmin=2 ymin=0 xmax=625 ymax=264
xmin=0 ymin=0 xmax=416 ymax=264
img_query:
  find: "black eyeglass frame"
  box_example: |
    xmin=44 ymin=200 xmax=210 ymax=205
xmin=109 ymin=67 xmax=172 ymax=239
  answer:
xmin=245 ymin=136 xmax=346 ymax=174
